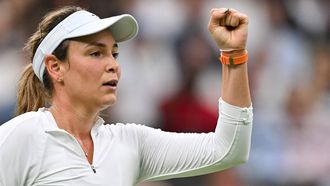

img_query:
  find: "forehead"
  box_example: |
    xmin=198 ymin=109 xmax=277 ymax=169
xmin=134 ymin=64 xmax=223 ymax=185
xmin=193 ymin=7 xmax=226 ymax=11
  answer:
xmin=71 ymin=30 xmax=116 ymax=47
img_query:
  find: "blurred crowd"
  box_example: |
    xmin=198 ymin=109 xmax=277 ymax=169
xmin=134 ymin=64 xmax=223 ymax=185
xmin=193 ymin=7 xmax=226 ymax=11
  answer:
xmin=0 ymin=0 xmax=329 ymax=186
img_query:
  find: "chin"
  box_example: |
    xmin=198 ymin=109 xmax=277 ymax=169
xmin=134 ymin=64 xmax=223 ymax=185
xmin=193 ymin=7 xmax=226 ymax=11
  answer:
xmin=100 ymin=97 xmax=117 ymax=110
xmin=96 ymin=92 xmax=117 ymax=110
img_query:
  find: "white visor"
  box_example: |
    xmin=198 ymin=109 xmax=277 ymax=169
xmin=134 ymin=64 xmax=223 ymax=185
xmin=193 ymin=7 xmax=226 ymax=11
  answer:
xmin=32 ymin=10 xmax=138 ymax=82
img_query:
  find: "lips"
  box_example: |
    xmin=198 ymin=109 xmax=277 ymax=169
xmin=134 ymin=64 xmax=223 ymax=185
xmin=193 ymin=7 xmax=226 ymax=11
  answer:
xmin=102 ymin=79 xmax=118 ymax=88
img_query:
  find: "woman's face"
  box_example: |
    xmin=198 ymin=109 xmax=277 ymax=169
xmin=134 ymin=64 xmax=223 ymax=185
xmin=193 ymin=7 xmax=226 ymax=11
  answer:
xmin=60 ymin=30 xmax=121 ymax=111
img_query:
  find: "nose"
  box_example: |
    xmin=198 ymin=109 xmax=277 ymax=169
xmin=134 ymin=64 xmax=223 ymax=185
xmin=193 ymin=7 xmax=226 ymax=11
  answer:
xmin=106 ymin=58 xmax=119 ymax=73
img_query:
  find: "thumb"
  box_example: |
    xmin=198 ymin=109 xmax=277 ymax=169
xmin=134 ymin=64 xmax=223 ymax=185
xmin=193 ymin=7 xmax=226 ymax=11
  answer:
xmin=208 ymin=8 xmax=229 ymax=33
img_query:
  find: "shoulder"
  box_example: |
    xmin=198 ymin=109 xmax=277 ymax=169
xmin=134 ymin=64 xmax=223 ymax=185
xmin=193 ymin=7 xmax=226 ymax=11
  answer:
xmin=102 ymin=123 xmax=161 ymax=141
xmin=103 ymin=123 xmax=157 ymax=134
xmin=0 ymin=111 xmax=46 ymax=147
xmin=0 ymin=111 xmax=48 ymax=184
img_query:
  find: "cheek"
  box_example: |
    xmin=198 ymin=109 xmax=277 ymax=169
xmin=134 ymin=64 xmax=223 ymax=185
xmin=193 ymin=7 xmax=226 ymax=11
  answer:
xmin=83 ymin=67 xmax=103 ymax=87
xmin=67 ymin=62 xmax=101 ymax=88
xmin=117 ymin=67 xmax=121 ymax=79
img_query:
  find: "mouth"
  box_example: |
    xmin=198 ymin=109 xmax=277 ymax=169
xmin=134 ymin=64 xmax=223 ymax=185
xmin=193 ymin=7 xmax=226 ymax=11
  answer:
xmin=102 ymin=79 xmax=118 ymax=88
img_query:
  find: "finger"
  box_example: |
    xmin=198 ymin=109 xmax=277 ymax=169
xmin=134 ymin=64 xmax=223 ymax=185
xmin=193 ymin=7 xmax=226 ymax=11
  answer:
xmin=210 ymin=8 xmax=229 ymax=16
xmin=226 ymin=14 xmax=240 ymax=27
xmin=226 ymin=9 xmax=249 ymax=26
xmin=209 ymin=8 xmax=229 ymax=26
xmin=236 ymin=12 xmax=249 ymax=25
xmin=220 ymin=17 xmax=226 ymax=26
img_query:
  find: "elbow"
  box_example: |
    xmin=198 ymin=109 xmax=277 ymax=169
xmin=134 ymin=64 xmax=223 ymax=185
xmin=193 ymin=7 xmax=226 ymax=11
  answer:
xmin=222 ymin=149 xmax=250 ymax=169
xmin=213 ymin=109 xmax=253 ymax=169
xmin=234 ymin=151 xmax=250 ymax=165
xmin=213 ymin=148 xmax=250 ymax=171
xmin=229 ymin=123 xmax=253 ymax=166
xmin=230 ymin=139 xmax=252 ymax=166
xmin=222 ymin=137 xmax=252 ymax=168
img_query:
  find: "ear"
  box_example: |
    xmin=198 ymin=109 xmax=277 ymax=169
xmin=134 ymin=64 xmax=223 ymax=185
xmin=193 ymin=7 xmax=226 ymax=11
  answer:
xmin=44 ymin=54 xmax=64 ymax=82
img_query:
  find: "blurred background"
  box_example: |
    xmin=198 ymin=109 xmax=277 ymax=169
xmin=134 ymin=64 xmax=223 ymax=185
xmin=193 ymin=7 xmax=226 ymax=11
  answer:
xmin=0 ymin=0 xmax=329 ymax=186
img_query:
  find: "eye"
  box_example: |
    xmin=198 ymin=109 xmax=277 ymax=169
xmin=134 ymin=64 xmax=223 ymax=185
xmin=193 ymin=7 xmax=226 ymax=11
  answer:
xmin=90 ymin=51 xmax=102 ymax=57
xmin=112 ymin=52 xmax=119 ymax=59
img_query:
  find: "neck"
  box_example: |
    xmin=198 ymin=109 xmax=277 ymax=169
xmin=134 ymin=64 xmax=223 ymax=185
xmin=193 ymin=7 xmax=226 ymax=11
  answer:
xmin=50 ymin=98 xmax=99 ymax=139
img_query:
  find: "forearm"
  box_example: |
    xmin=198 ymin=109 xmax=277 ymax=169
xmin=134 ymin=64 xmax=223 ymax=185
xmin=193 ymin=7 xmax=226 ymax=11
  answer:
xmin=221 ymin=50 xmax=251 ymax=107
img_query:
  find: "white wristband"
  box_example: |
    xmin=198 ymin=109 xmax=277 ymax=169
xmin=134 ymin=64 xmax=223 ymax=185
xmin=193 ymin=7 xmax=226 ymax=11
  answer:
xmin=219 ymin=48 xmax=244 ymax=52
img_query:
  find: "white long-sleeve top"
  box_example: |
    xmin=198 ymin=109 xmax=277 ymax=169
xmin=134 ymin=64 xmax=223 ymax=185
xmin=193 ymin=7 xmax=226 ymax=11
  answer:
xmin=0 ymin=98 xmax=253 ymax=186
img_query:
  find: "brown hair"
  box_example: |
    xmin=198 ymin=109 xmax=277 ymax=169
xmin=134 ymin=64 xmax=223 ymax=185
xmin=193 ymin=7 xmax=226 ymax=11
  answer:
xmin=16 ymin=6 xmax=82 ymax=115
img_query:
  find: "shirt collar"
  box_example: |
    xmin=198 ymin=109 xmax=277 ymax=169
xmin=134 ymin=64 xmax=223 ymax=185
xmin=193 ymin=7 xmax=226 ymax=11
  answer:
xmin=38 ymin=107 xmax=105 ymax=134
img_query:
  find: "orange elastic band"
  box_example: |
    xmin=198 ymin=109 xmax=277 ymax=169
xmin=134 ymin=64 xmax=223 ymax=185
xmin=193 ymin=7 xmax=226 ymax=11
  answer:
xmin=220 ymin=51 xmax=248 ymax=65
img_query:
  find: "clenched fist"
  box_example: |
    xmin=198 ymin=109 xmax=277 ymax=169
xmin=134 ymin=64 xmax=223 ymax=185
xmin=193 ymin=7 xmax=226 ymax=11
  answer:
xmin=208 ymin=8 xmax=248 ymax=52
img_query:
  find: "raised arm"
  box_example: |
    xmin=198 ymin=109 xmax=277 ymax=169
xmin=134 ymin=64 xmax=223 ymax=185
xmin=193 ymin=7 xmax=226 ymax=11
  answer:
xmin=136 ymin=8 xmax=252 ymax=183
xmin=208 ymin=8 xmax=251 ymax=107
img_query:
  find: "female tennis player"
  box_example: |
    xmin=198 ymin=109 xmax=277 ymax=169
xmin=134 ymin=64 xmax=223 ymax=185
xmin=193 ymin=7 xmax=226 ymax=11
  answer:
xmin=0 ymin=6 xmax=252 ymax=186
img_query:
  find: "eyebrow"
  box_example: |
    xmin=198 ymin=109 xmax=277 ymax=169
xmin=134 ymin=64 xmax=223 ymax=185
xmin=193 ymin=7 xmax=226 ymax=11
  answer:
xmin=85 ymin=42 xmax=118 ymax=49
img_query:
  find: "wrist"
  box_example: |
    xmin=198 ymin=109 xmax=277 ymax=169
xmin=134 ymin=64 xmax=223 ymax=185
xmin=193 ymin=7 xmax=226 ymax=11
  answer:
xmin=220 ymin=49 xmax=248 ymax=66
xmin=221 ymin=49 xmax=247 ymax=57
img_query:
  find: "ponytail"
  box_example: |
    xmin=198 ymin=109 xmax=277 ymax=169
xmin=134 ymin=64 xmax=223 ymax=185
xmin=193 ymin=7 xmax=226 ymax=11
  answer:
xmin=16 ymin=6 xmax=82 ymax=115
xmin=16 ymin=64 xmax=50 ymax=115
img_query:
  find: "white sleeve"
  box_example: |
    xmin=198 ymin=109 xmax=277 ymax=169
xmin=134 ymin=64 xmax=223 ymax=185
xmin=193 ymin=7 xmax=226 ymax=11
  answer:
xmin=0 ymin=123 xmax=23 ymax=186
xmin=0 ymin=116 xmax=41 ymax=186
xmin=137 ymin=98 xmax=253 ymax=182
